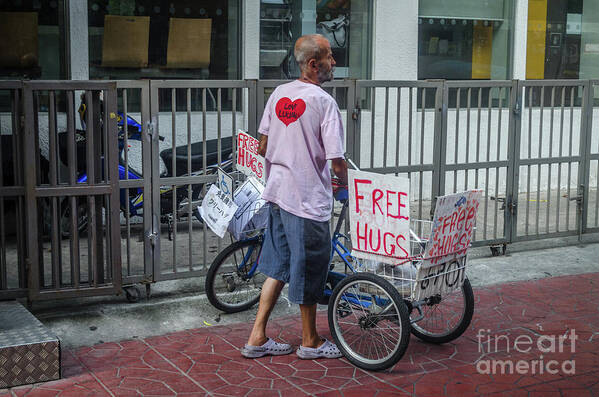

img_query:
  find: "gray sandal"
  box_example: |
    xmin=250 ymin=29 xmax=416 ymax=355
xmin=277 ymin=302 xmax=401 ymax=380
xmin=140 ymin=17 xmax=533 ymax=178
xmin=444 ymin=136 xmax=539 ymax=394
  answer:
xmin=241 ymin=338 xmax=293 ymax=358
xmin=296 ymin=339 xmax=343 ymax=359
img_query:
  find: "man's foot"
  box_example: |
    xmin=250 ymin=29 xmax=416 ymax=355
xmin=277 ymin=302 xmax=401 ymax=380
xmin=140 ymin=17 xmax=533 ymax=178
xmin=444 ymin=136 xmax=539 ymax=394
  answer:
xmin=241 ymin=338 xmax=293 ymax=358
xmin=296 ymin=339 xmax=342 ymax=359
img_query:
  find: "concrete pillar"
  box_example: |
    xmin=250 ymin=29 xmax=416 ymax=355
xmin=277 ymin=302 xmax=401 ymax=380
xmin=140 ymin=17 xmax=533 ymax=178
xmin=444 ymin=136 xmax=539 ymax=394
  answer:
xmin=372 ymin=0 xmax=418 ymax=80
xmin=68 ymin=0 xmax=89 ymax=80
xmin=243 ymin=0 xmax=260 ymax=80
xmin=512 ymin=0 xmax=528 ymax=80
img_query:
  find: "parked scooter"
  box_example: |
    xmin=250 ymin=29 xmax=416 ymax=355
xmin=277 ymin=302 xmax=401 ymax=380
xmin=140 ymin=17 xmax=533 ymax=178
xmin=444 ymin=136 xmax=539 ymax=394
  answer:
xmin=56 ymin=95 xmax=233 ymax=239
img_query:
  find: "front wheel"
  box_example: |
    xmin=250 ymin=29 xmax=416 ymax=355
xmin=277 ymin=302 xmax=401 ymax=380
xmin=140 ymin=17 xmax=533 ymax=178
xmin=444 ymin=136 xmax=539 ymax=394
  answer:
xmin=410 ymin=277 xmax=474 ymax=344
xmin=205 ymin=238 xmax=266 ymax=313
xmin=328 ymin=273 xmax=411 ymax=371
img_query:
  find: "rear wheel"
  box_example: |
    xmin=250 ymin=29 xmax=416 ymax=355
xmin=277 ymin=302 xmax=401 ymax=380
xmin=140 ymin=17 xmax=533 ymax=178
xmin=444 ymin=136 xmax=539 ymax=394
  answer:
xmin=328 ymin=273 xmax=411 ymax=371
xmin=410 ymin=278 xmax=474 ymax=344
xmin=205 ymin=238 xmax=266 ymax=313
xmin=59 ymin=199 xmax=88 ymax=238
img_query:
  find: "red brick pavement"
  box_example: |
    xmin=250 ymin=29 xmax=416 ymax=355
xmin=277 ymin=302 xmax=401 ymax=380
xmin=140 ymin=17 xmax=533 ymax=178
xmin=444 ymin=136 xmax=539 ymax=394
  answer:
xmin=2 ymin=273 xmax=599 ymax=396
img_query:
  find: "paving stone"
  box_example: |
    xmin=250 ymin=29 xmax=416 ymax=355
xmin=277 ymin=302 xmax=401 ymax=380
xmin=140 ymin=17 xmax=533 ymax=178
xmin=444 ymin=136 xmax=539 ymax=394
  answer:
xmin=1 ymin=272 xmax=598 ymax=396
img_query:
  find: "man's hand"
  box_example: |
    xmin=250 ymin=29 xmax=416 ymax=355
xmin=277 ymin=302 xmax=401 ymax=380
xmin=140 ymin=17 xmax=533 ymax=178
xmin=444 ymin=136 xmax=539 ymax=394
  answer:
xmin=331 ymin=158 xmax=348 ymax=186
xmin=258 ymin=134 xmax=268 ymax=157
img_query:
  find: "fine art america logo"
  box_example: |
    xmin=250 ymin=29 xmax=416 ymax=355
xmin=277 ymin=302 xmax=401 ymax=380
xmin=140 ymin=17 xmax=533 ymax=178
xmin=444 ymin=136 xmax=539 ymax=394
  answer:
xmin=476 ymin=329 xmax=577 ymax=375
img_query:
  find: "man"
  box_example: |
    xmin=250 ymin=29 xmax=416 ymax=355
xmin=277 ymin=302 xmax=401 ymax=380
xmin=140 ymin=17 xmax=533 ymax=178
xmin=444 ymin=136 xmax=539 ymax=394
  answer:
xmin=241 ymin=34 xmax=348 ymax=359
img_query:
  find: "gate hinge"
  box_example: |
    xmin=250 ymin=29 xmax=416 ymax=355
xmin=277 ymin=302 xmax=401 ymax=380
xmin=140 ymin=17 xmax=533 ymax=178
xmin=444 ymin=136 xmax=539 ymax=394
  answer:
xmin=147 ymin=121 xmax=156 ymax=140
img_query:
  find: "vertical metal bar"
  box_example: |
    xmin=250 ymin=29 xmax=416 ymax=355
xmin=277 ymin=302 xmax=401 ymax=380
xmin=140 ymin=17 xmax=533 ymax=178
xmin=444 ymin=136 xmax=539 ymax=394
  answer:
xmin=579 ymin=81 xmax=593 ymax=236
xmin=232 ymin=88 xmax=237 ymax=168
xmin=105 ymin=86 xmax=122 ymax=291
xmin=13 ymin=88 xmax=26 ymax=289
xmin=186 ymin=87 xmax=193 ymax=272
xmin=172 ymin=88 xmax=177 ymax=273
xmin=505 ymin=80 xmax=521 ymax=243
xmin=150 ymin=83 xmax=162 ymax=282
xmin=419 ymin=88 xmax=425 ymax=221
xmin=140 ymin=81 xmax=152 ymax=282
xmin=348 ymin=80 xmax=359 ymax=166
xmin=383 ymin=87 xmax=389 ymax=168
xmin=484 ymin=87 xmax=492 ymax=240
xmin=123 ymin=89 xmax=131 ymax=276
xmin=48 ymin=91 xmax=61 ymax=288
xmin=475 ymin=87 xmax=482 ymax=190
xmin=66 ymin=91 xmax=80 ymax=288
xmin=433 ymin=81 xmax=447 ymax=214
xmin=536 ymin=86 xmax=545 ymax=235
xmin=217 ymin=88 xmax=222 ymax=254
xmin=370 ymin=87 xmax=375 ymax=168
xmin=525 ymin=88 xmax=533 ymax=237
xmin=454 ymin=88 xmax=461 ymax=192
xmin=86 ymin=91 xmax=98 ymax=286
xmin=465 ymin=88 xmax=471 ymax=190
xmin=23 ymin=84 xmax=41 ymax=300
xmin=408 ymin=87 xmax=413 ymax=176
xmin=567 ymin=87 xmax=574 ymax=230
xmin=547 ymin=86 xmax=556 ymax=233
xmin=557 ymin=87 xmax=565 ymax=232
xmin=494 ymin=87 xmax=504 ymax=239
xmin=201 ymin=87 xmax=207 ymax=271
xmin=395 ymin=87 xmax=401 ymax=171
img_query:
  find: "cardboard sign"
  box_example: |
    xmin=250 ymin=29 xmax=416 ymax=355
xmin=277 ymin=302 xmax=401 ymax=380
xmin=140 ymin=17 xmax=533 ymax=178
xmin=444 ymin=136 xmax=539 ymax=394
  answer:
xmin=199 ymin=184 xmax=238 ymax=238
xmin=166 ymin=18 xmax=212 ymax=68
xmin=348 ymin=169 xmax=411 ymax=264
xmin=236 ymin=130 xmax=266 ymax=185
xmin=102 ymin=15 xmax=150 ymax=68
xmin=228 ymin=177 xmax=268 ymax=240
xmin=422 ymin=190 xmax=482 ymax=268
xmin=217 ymin=167 xmax=233 ymax=199
xmin=0 ymin=12 xmax=38 ymax=68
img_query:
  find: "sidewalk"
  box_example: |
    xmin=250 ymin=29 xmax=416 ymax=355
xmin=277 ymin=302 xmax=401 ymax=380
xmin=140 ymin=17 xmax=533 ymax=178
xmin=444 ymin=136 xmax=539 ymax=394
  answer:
xmin=2 ymin=272 xmax=598 ymax=396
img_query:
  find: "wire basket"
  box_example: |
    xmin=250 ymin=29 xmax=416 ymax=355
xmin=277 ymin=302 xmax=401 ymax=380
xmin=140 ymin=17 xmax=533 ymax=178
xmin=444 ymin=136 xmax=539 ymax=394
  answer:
xmin=352 ymin=218 xmax=470 ymax=300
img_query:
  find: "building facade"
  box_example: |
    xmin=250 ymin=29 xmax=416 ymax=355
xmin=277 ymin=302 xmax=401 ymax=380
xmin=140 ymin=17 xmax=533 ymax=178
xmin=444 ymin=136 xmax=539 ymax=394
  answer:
xmin=0 ymin=0 xmax=598 ymax=83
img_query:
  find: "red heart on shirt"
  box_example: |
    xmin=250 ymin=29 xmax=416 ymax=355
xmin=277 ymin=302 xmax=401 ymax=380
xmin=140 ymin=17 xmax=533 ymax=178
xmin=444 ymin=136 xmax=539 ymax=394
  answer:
xmin=275 ymin=97 xmax=306 ymax=126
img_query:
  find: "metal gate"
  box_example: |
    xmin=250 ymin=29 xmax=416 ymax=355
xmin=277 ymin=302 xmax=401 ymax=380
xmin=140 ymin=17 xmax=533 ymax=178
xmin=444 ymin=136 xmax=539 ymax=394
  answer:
xmin=511 ymin=80 xmax=590 ymax=243
xmin=22 ymin=81 xmax=122 ymax=301
xmin=0 ymin=82 xmax=26 ymax=300
xmin=149 ymin=80 xmax=255 ymax=282
xmin=439 ymin=81 xmax=516 ymax=247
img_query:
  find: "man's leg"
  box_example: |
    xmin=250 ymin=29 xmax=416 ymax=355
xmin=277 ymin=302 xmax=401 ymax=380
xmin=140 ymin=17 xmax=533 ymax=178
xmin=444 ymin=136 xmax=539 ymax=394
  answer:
xmin=247 ymin=277 xmax=285 ymax=346
xmin=300 ymin=303 xmax=324 ymax=348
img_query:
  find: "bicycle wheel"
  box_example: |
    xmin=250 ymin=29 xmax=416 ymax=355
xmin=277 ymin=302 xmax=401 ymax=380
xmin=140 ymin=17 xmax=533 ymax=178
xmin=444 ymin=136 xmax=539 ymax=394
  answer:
xmin=205 ymin=238 xmax=266 ymax=313
xmin=410 ymin=277 xmax=474 ymax=344
xmin=328 ymin=273 xmax=411 ymax=371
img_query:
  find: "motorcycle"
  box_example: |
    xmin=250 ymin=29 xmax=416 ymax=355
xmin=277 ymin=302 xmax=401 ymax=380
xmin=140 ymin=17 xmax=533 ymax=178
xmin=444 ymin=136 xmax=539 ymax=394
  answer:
xmin=56 ymin=96 xmax=233 ymax=240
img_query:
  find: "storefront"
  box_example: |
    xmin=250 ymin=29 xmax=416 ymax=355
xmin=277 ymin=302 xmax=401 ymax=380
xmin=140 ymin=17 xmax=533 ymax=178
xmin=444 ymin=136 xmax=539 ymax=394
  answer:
xmin=0 ymin=0 xmax=598 ymax=84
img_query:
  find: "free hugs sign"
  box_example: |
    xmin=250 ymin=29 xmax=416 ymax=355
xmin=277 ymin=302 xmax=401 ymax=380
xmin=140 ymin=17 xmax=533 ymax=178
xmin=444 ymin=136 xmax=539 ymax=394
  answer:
xmin=348 ymin=169 xmax=411 ymax=264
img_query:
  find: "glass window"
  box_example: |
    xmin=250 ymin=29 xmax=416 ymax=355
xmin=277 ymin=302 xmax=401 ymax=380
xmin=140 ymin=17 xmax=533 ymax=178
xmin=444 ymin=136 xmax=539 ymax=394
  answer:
xmin=526 ymin=0 xmax=598 ymax=80
xmin=259 ymin=0 xmax=372 ymax=80
xmin=88 ymin=0 xmax=241 ymax=80
xmin=418 ymin=0 xmax=514 ymax=80
xmin=0 ymin=0 xmax=66 ymax=80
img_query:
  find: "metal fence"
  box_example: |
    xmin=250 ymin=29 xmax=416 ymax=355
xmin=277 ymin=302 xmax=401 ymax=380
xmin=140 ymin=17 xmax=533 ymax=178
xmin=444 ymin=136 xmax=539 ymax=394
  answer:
xmin=1 ymin=78 xmax=598 ymax=302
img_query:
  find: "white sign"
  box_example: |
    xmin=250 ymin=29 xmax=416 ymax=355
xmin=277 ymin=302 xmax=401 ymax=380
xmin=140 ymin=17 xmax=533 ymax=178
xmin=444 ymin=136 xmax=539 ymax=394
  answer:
xmin=413 ymin=257 xmax=467 ymax=300
xmin=422 ymin=190 xmax=482 ymax=269
xmin=348 ymin=169 xmax=411 ymax=264
xmin=217 ymin=167 xmax=234 ymax=199
xmin=198 ymin=184 xmax=238 ymax=238
xmin=237 ymin=130 xmax=266 ymax=185
xmin=228 ymin=177 xmax=269 ymax=240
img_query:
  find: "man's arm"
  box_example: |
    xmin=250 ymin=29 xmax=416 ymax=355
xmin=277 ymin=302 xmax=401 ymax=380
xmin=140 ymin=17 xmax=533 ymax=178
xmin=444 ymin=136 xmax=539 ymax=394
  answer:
xmin=331 ymin=158 xmax=348 ymax=186
xmin=258 ymin=134 xmax=268 ymax=157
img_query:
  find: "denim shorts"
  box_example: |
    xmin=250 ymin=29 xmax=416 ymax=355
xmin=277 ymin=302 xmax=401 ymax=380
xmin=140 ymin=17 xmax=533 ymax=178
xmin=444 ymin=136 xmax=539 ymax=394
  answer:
xmin=258 ymin=204 xmax=331 ymax=305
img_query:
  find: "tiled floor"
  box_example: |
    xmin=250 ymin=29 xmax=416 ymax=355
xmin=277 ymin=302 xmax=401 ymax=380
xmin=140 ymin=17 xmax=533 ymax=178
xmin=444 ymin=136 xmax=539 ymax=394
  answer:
xmin=2 ymin=273 xmax=599 ymax=396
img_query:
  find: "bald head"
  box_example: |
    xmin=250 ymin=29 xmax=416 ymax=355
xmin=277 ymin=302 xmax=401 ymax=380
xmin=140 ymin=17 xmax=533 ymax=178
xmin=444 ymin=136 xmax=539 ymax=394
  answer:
xmin=294 ymin=34 xmax=330 ymax=73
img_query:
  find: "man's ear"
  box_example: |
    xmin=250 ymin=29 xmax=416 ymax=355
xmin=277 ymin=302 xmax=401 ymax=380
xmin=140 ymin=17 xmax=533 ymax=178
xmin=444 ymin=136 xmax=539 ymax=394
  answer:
xmin=308 ymin=58 xmax=317 ymax=70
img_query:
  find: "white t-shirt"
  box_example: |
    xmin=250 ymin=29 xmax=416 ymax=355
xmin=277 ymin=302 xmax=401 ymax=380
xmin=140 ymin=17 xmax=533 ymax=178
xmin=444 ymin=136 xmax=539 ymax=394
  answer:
xmin=258 ymin=80 xmax=345 ymax=222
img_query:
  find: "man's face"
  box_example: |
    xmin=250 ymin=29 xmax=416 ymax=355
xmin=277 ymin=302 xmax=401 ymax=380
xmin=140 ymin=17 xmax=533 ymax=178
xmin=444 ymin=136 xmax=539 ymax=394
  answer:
xmin=315 ymin=39 xmax=336 ymax=83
